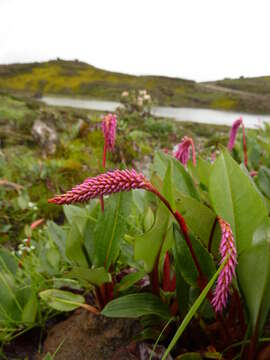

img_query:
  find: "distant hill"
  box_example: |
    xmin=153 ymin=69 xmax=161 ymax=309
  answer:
xmin=0 ymin=59 xmax=270 ymax=113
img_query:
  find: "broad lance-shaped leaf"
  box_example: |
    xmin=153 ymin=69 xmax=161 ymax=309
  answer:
xmin=101 ymin=293 xmax=171 ymax=319
xmin=173 ymin=225 xmax=215 ymax=287
xmin=67 ymin=267 xmax=111 ymax=286
xmin=175 ymin=193 xmax=216 ymax=248
xmin=66 ymin=223 xmax=88 ymax=267
xmin=237 ymin=220 xmax=270 ymax=333
xmin=39 ymin=289 xmax=85 ymax=312
xmin=94 ymin=192 xmax=131 ymax=270
xmin=209 ymin=149 xmax=268 ymax=254
xmin=135 ymin=201 xmax=169 ymax=273
xmin=135 ymin=164 xmax=172 ymax=273
xmin=257 ymin=166 xmax=270 ymax=199
xmin=152 ymin=151 xmax=199 ymax=199
xmin=115 ymin=270 xmax=146 ymax=292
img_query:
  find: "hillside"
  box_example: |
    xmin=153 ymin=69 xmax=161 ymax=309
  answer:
xmin=1 ymin=59 xmax=270 ymax=113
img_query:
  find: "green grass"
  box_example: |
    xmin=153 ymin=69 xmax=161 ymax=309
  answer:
xmin=215 ymin=76 xmax=270 ymax=95
xmin=1 ymin=59 xmax=270 ymax=113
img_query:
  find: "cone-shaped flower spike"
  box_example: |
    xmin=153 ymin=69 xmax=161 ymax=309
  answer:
xmin=102 ymin=113 xmax=117 ymax=151
xmin=212 ymin=217 xmax=237 ymax=313
xmin=48 ymin=169 xmax=152 ymax=205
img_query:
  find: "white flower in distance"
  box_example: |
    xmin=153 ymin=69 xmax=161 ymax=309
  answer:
xmin=139 ymin=89 xmax=147 ymax=96
xmin=144 ymin=94 xmax=151 ymax=101
xmin=121 ymin=91 xmax=129 ymax=97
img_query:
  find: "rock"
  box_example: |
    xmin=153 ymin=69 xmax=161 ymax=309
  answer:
xmin=39 ymin=309 xmax=141 ymax=360
xmin=31 ymin=120 xmax=58 ymax=155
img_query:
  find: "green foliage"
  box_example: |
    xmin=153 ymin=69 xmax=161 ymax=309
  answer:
xmin=209 ymin=149 xmax=268 ymax=254
xmin=39 ymin=289 xmax=85 ymax=312
xmin=102 ymin=293 xmax=171 ymax=319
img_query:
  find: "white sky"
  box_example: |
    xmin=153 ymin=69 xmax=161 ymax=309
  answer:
xmin=0 ymin=0 xmax=270 ymax=81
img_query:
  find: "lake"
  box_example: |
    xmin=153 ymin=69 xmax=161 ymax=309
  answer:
xmin=41 ymin=96 xmax=270 ymax=129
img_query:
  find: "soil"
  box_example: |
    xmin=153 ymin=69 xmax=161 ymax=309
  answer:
xmin=38 ymin=309 xmax=141 ymax=360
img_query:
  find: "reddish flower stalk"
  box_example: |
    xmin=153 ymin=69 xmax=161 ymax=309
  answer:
xmin=162 ymin=252 xmax=176 ymax=292
xmin=212 ymin=217 xmax=237 ymax=313
xmin=174 ymin=136 xmax=196 ymax=167
xmin=101 ymin=113 xmax=117 ymax=168
xmin=228 ymin=117 xmax=248 ymax=167
xmin=48 ymin=169 xmax=203 ymax=281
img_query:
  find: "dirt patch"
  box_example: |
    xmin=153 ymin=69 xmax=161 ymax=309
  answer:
xmin=38 ymin=309 xmax=141 ymax=360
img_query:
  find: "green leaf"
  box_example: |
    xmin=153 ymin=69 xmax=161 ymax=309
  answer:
xmin=0 ymin=249 xmax=18 ymax=275
xmin=135 ymin=201 xmax=170 ymax=273
xmin=144 ymin=207 xmax=155 ymax=232
xmin=115 ymin=270 xmax=146 ymax=292
xmin=257 ymin=166 xmax=270 ymax=198
xmin=209 ymin=149 xmax=268 ymax=254
xmin=102 ymin=293 xmax=171 ymax=319
xmin=177 ymin=353 xmax=202 ymax=360
xmin=64 ymin=205 xmax=88 ymax=234
xmin=22 ymin=294 xmax=38 ymax=323
xmin=175 ymin=193 xmax=216 ymax=248
xmin=152 ymin=151 xmax=199 ymax=199
xmin=94 ymin=192 xmax=131 ymax=269
xmin=67 ymin=267 xmax=111 ymax=286
xmin=162 ymin=258 xmax=227 ymax=359
xmin=173 ymin=225 xmax=215 ymax=287
xmin=46 ymin=248 xmax=60 ymax=269
xmin=39 ymin=289 xmax=85 ymax=312
xmin=237 ymin=222 xmax=270 ymax=333
xmin=47 ymin=221 xmax=68 ymax=261
xmin=66 ymin=223 xmax=88 ymax=267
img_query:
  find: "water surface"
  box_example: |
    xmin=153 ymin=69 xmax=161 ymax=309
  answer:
xmin=42 ymin=96 xmax=270 ymax=129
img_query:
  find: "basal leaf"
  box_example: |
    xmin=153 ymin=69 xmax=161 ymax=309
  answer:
xmin=238 ymin=221 xmax=270 ymax=333
xmin=67 ymin=267 xmax=111 ymax=286
xmin=209 ymin=149 xmax=268 ymax=254
xmin=102 ymin=293 xmax=171 ymax=319
xmin=94 ymin=192 xmax=131 ymax=270
xmin=39 ymin=289 xmax=85 ymax=312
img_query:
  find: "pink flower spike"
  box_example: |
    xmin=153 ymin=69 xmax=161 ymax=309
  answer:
xmin=173 ymin=136 xmax=196 ymax=167
xmin=48 ymin=169 xmax=151 ymax=205
xmin=101 ymin=113 xmax=117 ymax=152
xmin=228 ymin=117 xmax=243 ymax=151
xmin=212 ymin=217 xmax=237 ymax=313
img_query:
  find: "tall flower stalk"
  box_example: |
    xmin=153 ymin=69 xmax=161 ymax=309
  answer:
xmin=48 ymin=169 xmax=204 ymax=283
xmin=211 ymin=217 xmax=237 ymax=313
xmin=174 ymin=136 xmax=196 ymax=167
xmin=228 ymin=117 xmax=248 ymax=167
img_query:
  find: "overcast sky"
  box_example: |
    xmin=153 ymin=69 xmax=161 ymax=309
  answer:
xmin=1 ymin=0 xmax=270 ymax=81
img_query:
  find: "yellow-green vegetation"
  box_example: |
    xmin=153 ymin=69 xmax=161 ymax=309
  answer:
xmin=215 ymin=76 xmax=270 ymax=95
xmin=1 ymin=59 xmax=270 ymax=113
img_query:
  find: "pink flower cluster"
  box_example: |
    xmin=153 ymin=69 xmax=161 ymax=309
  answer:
xmin=48 ymin=169 xmax=151 ymax=205
xmin=212 ymin=217 xmax=237 ymax=313
xmin=101 ymin=113 xmax=117 ymax=151
xmin=174 ymin=136 xmax=196 ymax=167
xmin=227 ymin=117 xmax=243 ymax=151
